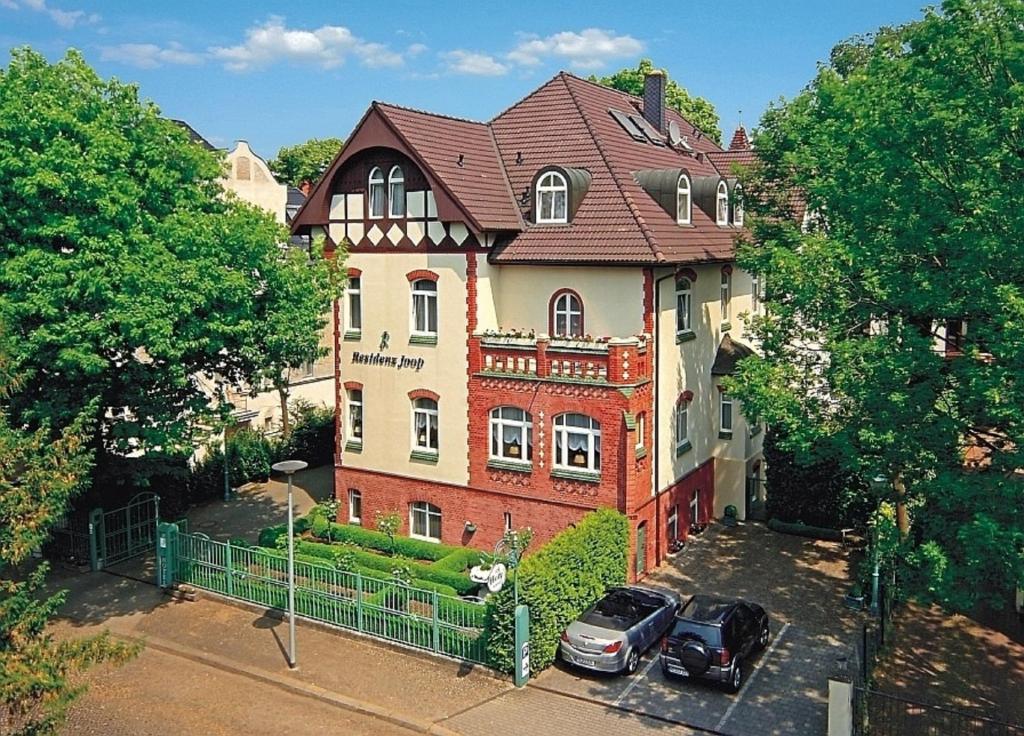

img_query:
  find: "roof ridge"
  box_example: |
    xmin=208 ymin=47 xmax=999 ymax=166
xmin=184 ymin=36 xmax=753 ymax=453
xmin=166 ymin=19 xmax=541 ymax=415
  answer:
xmin=561 ymin=75 xmax=665 ymax=264
xmin=489 ymin=71 xmax=566 ymax=124
xmin=375 ymin=100 xmax=487 ymax=126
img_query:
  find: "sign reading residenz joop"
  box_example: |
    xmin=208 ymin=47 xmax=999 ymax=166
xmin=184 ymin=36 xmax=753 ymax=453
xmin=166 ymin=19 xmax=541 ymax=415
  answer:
xmin=351 ymin=352 xmax=425 ymax=371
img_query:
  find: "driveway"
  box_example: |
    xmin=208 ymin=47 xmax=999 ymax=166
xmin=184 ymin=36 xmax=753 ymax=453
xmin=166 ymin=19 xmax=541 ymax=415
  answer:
xmin=534 ymin=522 xmax=863 ymax=736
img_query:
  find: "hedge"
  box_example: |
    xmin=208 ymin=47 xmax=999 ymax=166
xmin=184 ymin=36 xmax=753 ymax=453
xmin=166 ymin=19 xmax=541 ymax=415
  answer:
xmin=318 ymin=521 xmax=461 ymax=562
xmin=767 ymin=518 xmax=848 ymax=542
xmin=485 ymin=508 xmax=629 ymax=673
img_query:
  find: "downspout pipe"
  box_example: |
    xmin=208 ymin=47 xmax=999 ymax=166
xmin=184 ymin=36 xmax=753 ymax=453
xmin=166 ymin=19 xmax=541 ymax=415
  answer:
xmin=652 ymin=269 xmax=676 ymax=567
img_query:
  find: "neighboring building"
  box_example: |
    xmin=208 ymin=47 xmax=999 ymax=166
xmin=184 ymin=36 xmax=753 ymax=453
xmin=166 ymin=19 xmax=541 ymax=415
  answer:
xmin=292 ymin=71 xmax=765 ymax=578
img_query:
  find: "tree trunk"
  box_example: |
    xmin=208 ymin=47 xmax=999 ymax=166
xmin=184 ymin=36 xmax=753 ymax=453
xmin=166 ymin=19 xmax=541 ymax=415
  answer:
xmin=894 ymin=473 xmax=910 ymax=536
xmin=278 ymin=383 xmax=291 ymax=438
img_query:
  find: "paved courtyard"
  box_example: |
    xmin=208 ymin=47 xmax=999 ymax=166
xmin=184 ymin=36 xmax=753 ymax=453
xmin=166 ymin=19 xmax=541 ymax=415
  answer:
xmin=533 ymin=522 xmax=863 ymax=736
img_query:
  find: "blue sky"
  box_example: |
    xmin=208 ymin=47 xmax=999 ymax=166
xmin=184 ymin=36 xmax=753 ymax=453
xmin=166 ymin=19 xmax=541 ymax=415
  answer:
xmin=2 ymin=0 xmax=930 ymax=157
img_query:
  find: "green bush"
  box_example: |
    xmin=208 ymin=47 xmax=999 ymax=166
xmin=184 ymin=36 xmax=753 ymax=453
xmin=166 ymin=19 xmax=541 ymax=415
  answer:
xmin=485 ymin=508 xmax=629 ymax=673
xmin=273 ymin=402 xmax=334 ymax=467
xmin=229 ymin=429 xmax=273 ymax=484
xmin=319 ymin=521 xmax=460 ymax=562
xmin=429 ymin=547 xmax=486 ymax=573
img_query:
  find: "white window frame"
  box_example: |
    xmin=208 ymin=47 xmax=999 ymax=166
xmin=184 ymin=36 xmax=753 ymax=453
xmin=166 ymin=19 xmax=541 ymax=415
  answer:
xmin=733 ymin=184 xmax=744 ymax=226
xmin=675 ymin=401 xmax=689 ymax=451
xmin=347 ymin=389 xmax=363 ymax=446
xmin=690 ymin=490 xmax=700 ymax=526
xmin=716 ymin=181 xmax=729 ymax=226
xmin=552 ymin=291 xmax=583 ymax=337
xmin=409 ymin=501 xmax=441 ymax=542
xmin=503 ymin=512 xmax=512 ymax=533
xmin=635 ymin=412 xmax=646 ymax=452
xmin=668 ymin=504 xmax=679 ymax=541
xmin=721 ymin=269 xmax=732 ymax=324
xmin=720 ymin=391 xmax=733 ymax=434
xmin=411 ymin=279 xmax=438 ymax=336
xmin=348 ymin=489 xmax=362 ymax=524
xmin=412 ymin=397 xmax=439 ymax=454
xmin=553 ymin=413 xmax=601 ymax=473
xmin=368 ymin=166 xmax=385 ymax=219
xmin=751 ymin=272 xmax=760 ymax=314
xmin=489 ymin=407 xmax=533 ymax=463
xmin=536 ymin=171 xmax=568 ymax=224
xmin=676 ymin=278 xmax=692 ymax=333
xmin=346 ymin=276 xmax=362 ymax=332
xmin=676 ymin=174 xmax=691 ymax=225
xmin=388 ymin=165 xmax=405 ymax=219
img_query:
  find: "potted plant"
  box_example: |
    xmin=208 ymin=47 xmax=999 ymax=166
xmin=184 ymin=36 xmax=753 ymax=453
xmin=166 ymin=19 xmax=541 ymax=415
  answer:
xmin=723 ymin=504 xmax=739 ymax=527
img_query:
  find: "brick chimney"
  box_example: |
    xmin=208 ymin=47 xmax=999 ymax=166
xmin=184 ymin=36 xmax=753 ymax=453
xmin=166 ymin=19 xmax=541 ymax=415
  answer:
xmin=643 ymin=70 xmax=666 ymax=133
xmin=299 ymin=180 xmax=313 ymax=196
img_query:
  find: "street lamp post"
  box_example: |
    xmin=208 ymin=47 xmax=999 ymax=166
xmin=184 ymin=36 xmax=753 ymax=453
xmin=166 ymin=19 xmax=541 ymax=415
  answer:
xmin=271 ymin=459 xmax=308 ymax=669
xmin=868 ymin=475 xmax=889 ymax=618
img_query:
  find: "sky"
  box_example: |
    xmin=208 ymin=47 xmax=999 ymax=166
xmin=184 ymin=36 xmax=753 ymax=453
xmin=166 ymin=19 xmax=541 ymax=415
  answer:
xmin=1 ymin=0 xmax=932 ymax=157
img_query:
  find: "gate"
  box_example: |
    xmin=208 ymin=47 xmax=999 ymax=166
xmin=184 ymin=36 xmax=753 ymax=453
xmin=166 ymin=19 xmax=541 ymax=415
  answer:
xmin=90 ymin=492 xmax=160 ymax=570
xmin=854 ymin=688 xmax=1024 ymax=736
xmin=156 ymin=523 xmax=490 ymax=665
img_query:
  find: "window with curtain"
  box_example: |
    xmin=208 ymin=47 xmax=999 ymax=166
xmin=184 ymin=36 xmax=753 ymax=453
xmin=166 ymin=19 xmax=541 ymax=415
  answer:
xmin=553 ymin=413 xmax=601 ymax=472
xmin=410 ymin=501 xmax=441 ymax=541
xmin=347 ymin=277 xmax=362 ymax=332
xmin=411 ymin=279 xmax=438 ymax=335
xmin=412 ymin=397 xmax=438 ymax=452
xmin=716 ymin=181 xmax=729 ymax=225
xmin=721 ymin=269 xmax=732 ymax=324
xmin=347 ymin=389 xmax=362 ymax=445
xmin=733 ymin=184 xmax=744 ymax=226
xmin=388 ymin=165 xmax=405 ymax=218
xmin=536 ymin=171 xmax=568 ymax=223
xmin=676 ymin=278 xmax=691 ymax=333
xmin=368 ymin=167 xmax=385 ymax=218
xmin=677 ymin=174 xmax=691 ymax=225
xmin=551 ymin=291 xmax=583 ymax=337
xmin=348 ymin=489 xmax=362 ymax=524
xmin=720 ymin=391 xmax=733 ymax=434
xmin=489 ymin=407 xmax=532 ymax=463
xmin=675 ymin=401 xmax=689 ymax=451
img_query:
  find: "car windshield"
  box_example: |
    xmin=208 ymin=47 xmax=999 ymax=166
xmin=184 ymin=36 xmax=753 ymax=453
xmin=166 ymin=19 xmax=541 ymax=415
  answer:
xmin=668 ymin=618 xmax=722 ymax=647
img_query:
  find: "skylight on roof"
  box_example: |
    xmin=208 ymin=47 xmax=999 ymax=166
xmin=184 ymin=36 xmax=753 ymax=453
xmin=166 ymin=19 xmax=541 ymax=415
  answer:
xmin=609 ymin=109 xmax=646 ymax=142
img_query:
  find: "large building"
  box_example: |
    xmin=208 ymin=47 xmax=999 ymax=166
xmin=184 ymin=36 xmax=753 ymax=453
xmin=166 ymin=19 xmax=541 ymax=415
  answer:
xmin=292 ymin=71 xmax=765 ymax=578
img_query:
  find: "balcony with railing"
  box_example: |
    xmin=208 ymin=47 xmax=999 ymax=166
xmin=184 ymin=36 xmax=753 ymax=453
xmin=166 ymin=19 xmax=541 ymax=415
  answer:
xmin=474 ymin=333 xmax=650 ymax=385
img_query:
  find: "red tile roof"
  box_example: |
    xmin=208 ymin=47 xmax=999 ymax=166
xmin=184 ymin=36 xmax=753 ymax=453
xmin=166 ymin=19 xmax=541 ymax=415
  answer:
xmin=728 ymin=126 xmax=750 ymax=151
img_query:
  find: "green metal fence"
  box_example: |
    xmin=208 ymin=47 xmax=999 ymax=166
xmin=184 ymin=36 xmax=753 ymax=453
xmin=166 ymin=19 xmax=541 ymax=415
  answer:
xmin=161 ymin=524 xmax=490 ymax=665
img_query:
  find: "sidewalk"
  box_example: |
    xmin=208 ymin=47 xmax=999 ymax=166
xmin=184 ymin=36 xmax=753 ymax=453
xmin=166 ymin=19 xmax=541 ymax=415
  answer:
xmin=55 ymin=571 xmax=709 ymax=735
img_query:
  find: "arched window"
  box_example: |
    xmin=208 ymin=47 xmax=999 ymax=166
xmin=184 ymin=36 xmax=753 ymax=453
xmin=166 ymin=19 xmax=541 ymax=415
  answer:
xmin=411 ymin=279 xmax=438 ymax=336
xmin=489 ymin=407 xmax=533 ymax=463
xmin=553 ymin=413 xmax=601 ymax=472
xmin=676 ymin=174 xmax=691 ymax=225
xmin=347 ymin=388 xmax=363 ymax=446
xmin=412 ymin=398 xmax=438 ymax=453
xmin=716 ymin=181 xmax=729 ymax=226
xmin=551 ymin=290 xmax=583 ymax=337
xmin=388 ymin=165 xmax=405 ymax=218
xmin=368 ymin=167 xmax=385 ymax=219
xmin=733 ymin=184 xmax=744 ymax=226
xmin=410 ymin=501 xmax=441 ymax=541
xmin=675 ymin=277 xmax=692 ymax=334
xmin=675 ymin=397 xmax=691 ymax=454
xmin=536 ymin=171 xmax=568 ymax=224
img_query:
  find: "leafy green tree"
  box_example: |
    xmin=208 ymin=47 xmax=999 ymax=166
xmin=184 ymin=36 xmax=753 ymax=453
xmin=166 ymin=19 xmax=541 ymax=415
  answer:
xmin=374 ymin=511 xmax=401 ymax=556
xmin=0 ymin=328 xmax=137 ymax=735
xmin=591 ymin=59 xmax=722 ymax=145
xmin=732 ymin=0 xmax=1024 ymax=610
xmin=269 ymin=138 xmax=344 ymax=188
xmin=0 ymin=48 xmax=329 ymax=489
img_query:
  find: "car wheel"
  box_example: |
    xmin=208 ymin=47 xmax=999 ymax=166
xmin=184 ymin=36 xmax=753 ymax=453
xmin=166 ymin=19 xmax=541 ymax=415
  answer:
xmin=725 ymin=658 xmax=743 ymax=694
xmin=625 ymin=648 xmax=640 ymax=675
xmin=757 ymin=623 xmax=770 ymax=650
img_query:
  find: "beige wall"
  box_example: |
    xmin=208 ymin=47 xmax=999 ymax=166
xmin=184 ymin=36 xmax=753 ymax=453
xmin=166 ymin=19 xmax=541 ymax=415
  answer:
xmin=223 ymin=141 xmax=288 ymax=223
xmin=654 ymin=262 xmax=763 ymax=518
xmin=339 ymin=253 xmax=470 ymax=486
xmin=493 ymin=266 xmax=644 ymax=338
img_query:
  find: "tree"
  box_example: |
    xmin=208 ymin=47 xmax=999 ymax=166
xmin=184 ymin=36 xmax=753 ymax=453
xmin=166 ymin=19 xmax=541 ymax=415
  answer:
xmin=0 ymin=49 xmax=327 ymax=491
xmin=374 ymin=511 xmax=401 ymax=556
xmin=591 ymin=59 xmax=722 ymax=145
xmin=268 ymin=138 xmax=344 ymax=189
xmin=0 ymin=328 xmax=137 ymax=734
xmin=731 ymin=0 xmax=1024 ymax=611
xmin=243 ymin=233 xmax=342 ymax=438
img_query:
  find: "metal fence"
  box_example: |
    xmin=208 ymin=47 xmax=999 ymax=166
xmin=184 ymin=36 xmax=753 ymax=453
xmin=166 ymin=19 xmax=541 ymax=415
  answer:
xmin=43 ymin=511 xmax=92 ymax=567
xmin=856 ymin=689 xmax=1024 ymax=736
xmin=96 ymin=492 xmax=160 ymax=567
xmin=162 ymin=525 xmax=490 ymax=665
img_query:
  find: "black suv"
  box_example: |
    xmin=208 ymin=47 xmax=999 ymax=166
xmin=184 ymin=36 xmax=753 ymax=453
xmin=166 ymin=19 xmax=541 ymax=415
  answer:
xmin=659 ymin=595 xmax=770 ymax=693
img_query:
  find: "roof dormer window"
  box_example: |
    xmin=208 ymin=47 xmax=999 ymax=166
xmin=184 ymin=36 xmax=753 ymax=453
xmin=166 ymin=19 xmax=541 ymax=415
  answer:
xmin=388 ymin=165 xmax=405 ymax=218
xmin=536 ymin=171 xmax=568 ymax=224
xmin=368 ymin=166 xmax=385 ymax=219
xmin=733 ymin=184 xmax=744 ymax=227
xmin=677 ymin=174 xmax=692 ymax=225
xmin=716 ymin=181 xmax=729 ymax=226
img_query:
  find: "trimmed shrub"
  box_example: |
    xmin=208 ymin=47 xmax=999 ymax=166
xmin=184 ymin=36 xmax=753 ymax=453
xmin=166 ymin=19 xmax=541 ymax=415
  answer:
xmin=319 ymin=521 xmax=459 ymax=562
xmin=228 ymin=429 xmax=273 ymax=483
xmin=485 ymin=508 xmax=629 ymax=673
xmin=429 ymin=547 xmax=487 ymax=573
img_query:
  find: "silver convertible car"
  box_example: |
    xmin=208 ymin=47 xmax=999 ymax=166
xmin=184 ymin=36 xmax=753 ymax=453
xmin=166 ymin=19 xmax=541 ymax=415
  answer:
xmin=559 ymin=585 xmax=681 ymax=675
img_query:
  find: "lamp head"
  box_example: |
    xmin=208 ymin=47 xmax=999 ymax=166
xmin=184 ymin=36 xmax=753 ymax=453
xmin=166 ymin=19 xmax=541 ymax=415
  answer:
xmin=272 ymin=460 xmax=309 ymax=475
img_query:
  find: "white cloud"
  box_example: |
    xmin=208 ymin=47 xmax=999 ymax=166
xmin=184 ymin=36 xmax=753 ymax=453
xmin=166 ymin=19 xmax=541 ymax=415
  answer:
xmin=406 ymin=43 xmax=428 ymax=57
xmin=4 ymin=0 xmax=98 ymax=28
xmin=100 ymin=42 xmax=203 ymax=69
xmin=441 ymin=50 xmax=508 ymax=76
xmin=209 ymin=17 xmax=404 ymax=72
xmin=507 ymin=28 xmax=643 ymax=69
